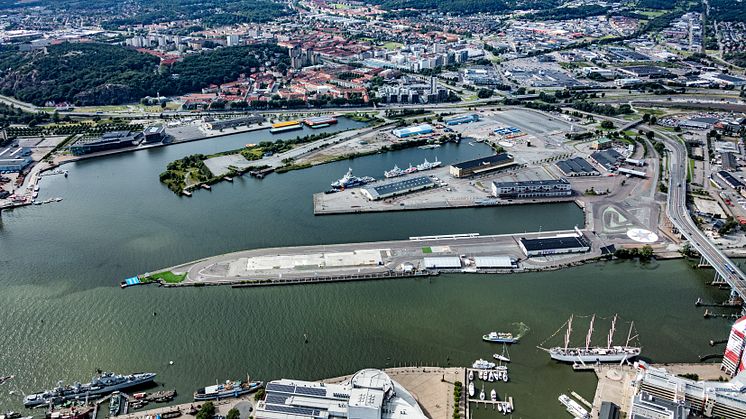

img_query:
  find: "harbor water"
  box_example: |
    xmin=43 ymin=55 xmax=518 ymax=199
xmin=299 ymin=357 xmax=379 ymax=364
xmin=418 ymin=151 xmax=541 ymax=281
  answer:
xmin=0 ymin=118 xmax=732 ymax=417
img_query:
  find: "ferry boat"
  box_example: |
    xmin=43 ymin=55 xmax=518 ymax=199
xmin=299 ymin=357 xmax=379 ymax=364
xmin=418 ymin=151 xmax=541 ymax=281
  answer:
xmin=558 ymin=394 xmax=590 ymax=419
xmin=330 ymin=168 xmax=375 ymax=190
xmin=193 ymin=379 xmax=263 ymax=401
xmin=23 ymin=372 xmax=157 ymax=407
xmin=384 ymin=165 xmax=405 ymax=178
xmin=538 ymin=314 xmax=641 ymax=363
xmin=415 ymin=158 xmax=441 ymax=171
xmin=482 ymin=332 xmax=519 ymax=344
xmin=472 ymin=359 xmax=496 ymax=369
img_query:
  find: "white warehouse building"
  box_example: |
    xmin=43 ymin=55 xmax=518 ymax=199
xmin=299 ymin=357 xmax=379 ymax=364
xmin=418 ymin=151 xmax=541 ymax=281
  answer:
xmin=255 ymin=369 xmax=428 ymax=419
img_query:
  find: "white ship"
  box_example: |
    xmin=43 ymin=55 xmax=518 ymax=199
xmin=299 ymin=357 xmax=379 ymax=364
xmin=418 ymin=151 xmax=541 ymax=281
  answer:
xmin=415 ymin=157 xmax=441 ymax=171
xmin=472 ymin=359 xmax=496 ymax=369
xmin=558 ymin=394 xmax=590 ymax=419
xmin=493 ymin=344 xmax=511 ymax=363
xmin=384 ymin=165 xmax=404 ymax=178
xmin=538 ymin=314 xmax=641 ymax=363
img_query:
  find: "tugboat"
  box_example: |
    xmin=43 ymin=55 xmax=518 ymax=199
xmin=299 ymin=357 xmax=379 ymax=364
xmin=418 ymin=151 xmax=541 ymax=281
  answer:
xmin=330 ymin=168 xmax=375 ymax=190
xmin=194 ymin=379 xmax=263 ymax=401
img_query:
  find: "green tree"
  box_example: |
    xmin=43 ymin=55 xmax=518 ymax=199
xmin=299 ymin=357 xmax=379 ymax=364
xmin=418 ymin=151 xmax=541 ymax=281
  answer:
xmin=226 ymin=408 xmax=240 ymax=419
xmin=196 ymin=402 xmax=215 ymax=419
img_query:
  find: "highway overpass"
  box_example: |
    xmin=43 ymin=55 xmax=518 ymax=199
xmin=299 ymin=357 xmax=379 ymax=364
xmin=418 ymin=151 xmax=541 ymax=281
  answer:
xmin=660 ymin=130 xmax=746 ymax=300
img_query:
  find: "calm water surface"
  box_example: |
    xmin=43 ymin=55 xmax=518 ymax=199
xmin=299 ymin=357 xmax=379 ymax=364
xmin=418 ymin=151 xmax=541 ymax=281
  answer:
xmin=0 ymin=119 xmax=730 ymax=417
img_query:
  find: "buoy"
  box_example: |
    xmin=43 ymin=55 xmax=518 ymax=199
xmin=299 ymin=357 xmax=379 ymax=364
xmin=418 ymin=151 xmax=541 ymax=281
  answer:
xmin=169 ymin=361 xmax=174 ymax=365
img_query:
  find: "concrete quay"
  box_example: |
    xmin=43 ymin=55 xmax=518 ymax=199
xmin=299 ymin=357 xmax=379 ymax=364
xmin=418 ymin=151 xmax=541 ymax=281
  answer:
xmin=115 ymin=367 xmax=462 ymax=419
xmin=149 ymin=229 xmax=603 ymax=288
xmin=589 ymin=363 xmax=728 ymax=416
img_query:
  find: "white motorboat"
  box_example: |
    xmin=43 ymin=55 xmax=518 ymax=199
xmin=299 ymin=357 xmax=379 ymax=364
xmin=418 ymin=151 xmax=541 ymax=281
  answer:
xmin=468 ymin=382 xmax=475 ymax=398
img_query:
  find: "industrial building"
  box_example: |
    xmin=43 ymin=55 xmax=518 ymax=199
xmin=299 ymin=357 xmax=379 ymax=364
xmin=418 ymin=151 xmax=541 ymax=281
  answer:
xmin=617 ymin=65 xmax=673 ymax=79
xmin=474 ymin=256 xmax=515 ymax=269
xmin=449 ymin=153 xmax=515 ymax=178
xmin=635 ymin=364 xmax=746 ymax=418
xmin=203 ymin=114 xmax=264 ymax=130
xmin=0 ymin=144 xmax=32 ymax=172
xmin=143 ymin=125 xmax=166 ymax=143
xmin=255 ymin=368 xmax=428 ymax=419
xmin=491 ymin=178 xmax=572 ymax=199
xmin=423 ymin=257 xmax=462 ymax=269
xmin=519 ymin=231 xmax=590 ymax=257
xmin=722 ymin=152 xmax=739 ymax=171
xmin=592 ymin=137 xmax=613 ymax=150
xmin=392 ymin=124 xmax=434 ymax=138
xmin=444 ymin=114 xmax=479 ymax=125
xmin=556 ymin=157 xmax=600 ymax=177
xmin=70 ymin=131 xmax=144 ymax=156
xmin=361 ymin=176 xmax=435 ymax=201
xmin=590 ymin=149 xmax=624 ymax=171
xmin=717 ymin=170 xmax=744 ymax=190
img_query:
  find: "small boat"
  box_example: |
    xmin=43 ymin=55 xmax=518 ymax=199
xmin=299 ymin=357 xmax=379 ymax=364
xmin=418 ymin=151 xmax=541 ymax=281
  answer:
xmin=472 ymin=359 xmax=496 ymax=369
xmin=53 ymin=197 xmax=63 ymax=202
xmin=493 ymin=344 xmax=511 ymax=362
xmin=200 ymin=184 xmax=211 ymax=190
xmin=490 ymin=389 xmax=497 ymax=402
xmin=479 ymin=388 xmax=485 ymax=401
xmin=0 ymin=375 xmax=14 ymax=385
xmin=468 ymin=370 xmax=473 ymax=381
xmin=487 ymin=371 xmax=495 ymax=382
xmin=482 ymin=332 xmax=519 ymax=344
xmin=109 ymin=392 xmax=121 ymax=417
xmin=3 ymin=412 xmax=21 ymax=419
xmin=558 ymin=394 xmax=590 ymax=419
xmin=497 ymin=403 xmax=503 ymax=413
xmin=468 ymin=382 xmax=475 ymax=398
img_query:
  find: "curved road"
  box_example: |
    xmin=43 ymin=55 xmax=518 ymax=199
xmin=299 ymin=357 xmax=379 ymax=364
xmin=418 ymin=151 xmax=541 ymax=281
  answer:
xmin=658 ymin=129 xmax=746 ymax=298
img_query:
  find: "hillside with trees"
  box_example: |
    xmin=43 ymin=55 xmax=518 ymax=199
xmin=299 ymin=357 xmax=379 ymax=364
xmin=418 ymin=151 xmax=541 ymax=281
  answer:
xmin=0 ymin=43 xmax=289 ymax=106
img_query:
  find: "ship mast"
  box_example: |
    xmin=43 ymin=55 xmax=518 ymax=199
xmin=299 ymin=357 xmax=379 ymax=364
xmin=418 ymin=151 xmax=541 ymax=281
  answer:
xmin=607 ymin=314 xmax=617 ymax=349
xmin=564 ymin=315 xmax=573 ymax=351
xmin=625 ymin=321 xmax=637 ymax=347
xmin=585 ymin=314 xmax=595 ymax=351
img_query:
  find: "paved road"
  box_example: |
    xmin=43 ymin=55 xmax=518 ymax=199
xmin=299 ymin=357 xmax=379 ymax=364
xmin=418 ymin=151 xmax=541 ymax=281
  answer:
xmin=658 ymin=129 xmax=746 ymax=298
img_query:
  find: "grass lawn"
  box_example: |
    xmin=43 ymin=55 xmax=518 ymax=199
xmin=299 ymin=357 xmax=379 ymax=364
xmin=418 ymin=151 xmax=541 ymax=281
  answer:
xmin=145 ymin=271 xmax=187 ymax=284
xmin=383 ymin=42 xmax=403 ymax=51
xmin=422 ymin=247 xmax=433 ymax=254
xmin=688 ymin=158 xmax=695 ymax=183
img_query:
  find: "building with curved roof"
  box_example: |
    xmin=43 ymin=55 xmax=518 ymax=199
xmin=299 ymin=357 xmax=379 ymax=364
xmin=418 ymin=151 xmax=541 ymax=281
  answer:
xmin=255 ymin=368 xmax=427 ymax=419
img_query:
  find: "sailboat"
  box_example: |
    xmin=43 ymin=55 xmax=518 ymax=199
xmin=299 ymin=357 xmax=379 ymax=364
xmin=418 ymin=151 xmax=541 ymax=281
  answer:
xmin=492 ymin=344 xmax=511 ymax=363
xmin=538 ymin=314 xmax=641 ymax=363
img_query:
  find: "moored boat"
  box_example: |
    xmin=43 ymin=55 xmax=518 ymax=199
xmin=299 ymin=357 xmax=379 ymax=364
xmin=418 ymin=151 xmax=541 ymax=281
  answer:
xmin=193 ymin=379 xmax=263 ymax=401
xmin=538 ymin=314 xmax=641 ymax=363
xmin=472 ymin=359 xmax=496 ymax=369
xmin=468 ymin=382 xmax=474 ymax=398
xmin=24 ymin=372 xmax=157 ymax=408
xmin=558 ymin=394 xmax=589 ymax=419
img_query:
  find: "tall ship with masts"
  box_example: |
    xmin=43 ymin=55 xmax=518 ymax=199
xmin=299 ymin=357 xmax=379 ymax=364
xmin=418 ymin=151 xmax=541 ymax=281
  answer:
xmin=538 ymin=314 xmax=641 ymax=363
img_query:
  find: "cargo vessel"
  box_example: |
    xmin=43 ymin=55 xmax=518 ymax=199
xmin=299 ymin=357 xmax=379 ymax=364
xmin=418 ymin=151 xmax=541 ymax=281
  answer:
xmin=23 ymin=372 xmax=157 ymax=407
xmin=538 ymin=314 xmax=641 ymax=363
xmin=269 ymin=121 xmax=302 ymax=134
xmin=303 ymin=116 xmax=337 ymax=127
xmin=193 ymin=379 xmax=263 ymax=401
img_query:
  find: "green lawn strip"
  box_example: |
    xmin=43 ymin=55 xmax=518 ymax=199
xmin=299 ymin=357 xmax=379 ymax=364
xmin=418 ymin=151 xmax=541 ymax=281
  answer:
xmin=144 ymin=271 xmax=187 ymax=284
xmin=422 ymin=247 xmax=433 ymax=254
